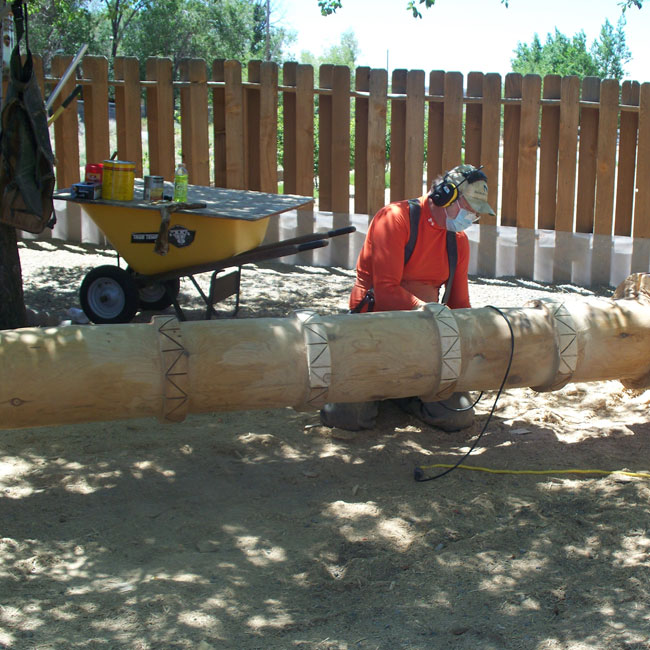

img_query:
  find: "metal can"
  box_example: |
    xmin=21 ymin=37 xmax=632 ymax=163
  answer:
xmin=101 ymin=160 xmax=135 ymax=201
xmin=85 ymin=163 xmax=103 ymax=185
xmin=143 ymin=175 xmax=164 ymax=202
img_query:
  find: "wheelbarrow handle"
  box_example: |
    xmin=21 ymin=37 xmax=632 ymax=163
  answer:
xmin=297 ymin=240 xmax=328 ymax=252
xmin=326 ymin=226 xmax=356 ymax=237
xmin=251 ymin=225 xmax=356 ymax=254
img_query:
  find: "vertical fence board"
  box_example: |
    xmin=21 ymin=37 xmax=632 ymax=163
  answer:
xmin=426 ymin=70 xmax=445 ymax=187
xmin=145 ymin=57 xmax=174 ymax=180
xmin=82 ymin=56 xmax=110 ymax=166
xmin=389 ymin=69 xmax=407 ymax=202
xmin=318 ymin=65 xmax=333 ymax=211
xmin=367 ymin=69 xmax=388 ymax=218
xmin=404 ymin=70 xmax=425 ymax=198
xmin=114 ymin=57 xmax=143 ymax=177
xmin=51 ymin=55 xmax=81 ymax=242
xmin=556 ymin=76 xmax=580 ymax=232
xmin=224 ymin=60 xmax=245 ymax=190
xmin=259 ymin=62 xmax=278 ymax=193
xmin=592 ymin=78 xmax=619 ymax=285
xmin=179 ymin=58 xmax=209 ymax=185
xmin=615 ymin=81 xmax=639 ymax=236
xmin=594 ymin=79 xmax=619 ymax=236
xmin=246 ymin=61 xmax=261 ymax=190
xmin=442 ymin=72 xmax=463 ymax=171
xmin=516 ymin=74 xmax=541 ymax=230
xmin=331 ymin=66 xmax=350 ymax=214
xmin=295 ymin=65 xmax=315 ymax=200
xmin=538 ymin=75 xmax=561 ymax=230
xmin=212 ymin=60 xmax=227 ymax=188
xmin=283 ymin=62 xmax=298 ymax=195
xmin=501 ymin=73 xmax=522 ymax=227
xmin=354 ymin=66 xmax=369 ymax=214
xmin=476 ymin=73 xmax=502 ymax=278
xmin=634 ymin=83 xmax=650 ymax=239
xmin=80 ymin=56 xmax=110 ymax=244
xmin=515 ymin=75 xmax=541 ymax=278
xmin=576 ymin=77 xmax=600 ymax=233
xmin=480 ymin=73 xmax=501 ymax=223
xmin=465 ymin=72 xmax=483 ymax=166
xmin=553 ymin=75 xmax=580 ymax=285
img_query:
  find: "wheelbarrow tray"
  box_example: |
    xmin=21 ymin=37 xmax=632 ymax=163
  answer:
xmin=54 ymin=180 xmax=314 ymax=275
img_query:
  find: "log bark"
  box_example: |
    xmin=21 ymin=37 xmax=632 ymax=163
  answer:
xmin=1 ymin=274 xmax=649 ymax=431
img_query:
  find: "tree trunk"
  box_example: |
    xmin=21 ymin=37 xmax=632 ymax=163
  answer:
xmin=0 ymin=223 xmax=26 ymax=330
xmin=1 ymin=274 xmax=649 ymax=431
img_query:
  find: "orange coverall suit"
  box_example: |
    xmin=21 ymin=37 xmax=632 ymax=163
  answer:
xmin=350 ymin=195 xmax=471 ymax=312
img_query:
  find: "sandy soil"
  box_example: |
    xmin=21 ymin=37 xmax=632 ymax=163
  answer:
xmin=1 ymin=238 xmax=650 ymax=650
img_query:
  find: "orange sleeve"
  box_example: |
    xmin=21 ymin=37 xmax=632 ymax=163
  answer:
xmin=363 ymin=202 xmax=422 ymax=311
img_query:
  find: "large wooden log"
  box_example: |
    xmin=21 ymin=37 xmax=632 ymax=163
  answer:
xmin=1 ymin=274 xmax=649 ymax=431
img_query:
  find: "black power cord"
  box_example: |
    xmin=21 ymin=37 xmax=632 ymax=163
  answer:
xmin=414 ymin=306 xmax=515 ymax=482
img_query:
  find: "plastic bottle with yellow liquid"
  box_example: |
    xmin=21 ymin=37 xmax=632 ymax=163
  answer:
xmin=173 ymin=157 xmax=188 ymax=202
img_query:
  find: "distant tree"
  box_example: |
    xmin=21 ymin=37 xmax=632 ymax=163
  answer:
xmin=27 ymin=0 xmax=101 ymax=70
xmin=511 ymin=18 xmax=631 ymax=80
xmin=300 ymin=29 xmax=359 ymax=70
xmin=317 ymin=0 xmax=643 ymax=17
xmin=591 ymin=17 xmax=632 ymax=78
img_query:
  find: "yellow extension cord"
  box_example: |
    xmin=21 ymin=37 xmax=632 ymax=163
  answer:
xmin=415 ymin=463 xmax=650 ymax=480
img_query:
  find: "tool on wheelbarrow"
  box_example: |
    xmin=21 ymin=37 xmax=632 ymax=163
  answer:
xmin=47 ymin=84 xmax=82 ymax=126
xmin=153 ymin=200 xmax=207 ymax=256
xmin=45 ymin=44 xmax=88 ymax=113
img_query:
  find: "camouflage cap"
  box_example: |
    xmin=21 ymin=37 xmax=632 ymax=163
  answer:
xmin=447 ymin=164 xmax=496 ymax=216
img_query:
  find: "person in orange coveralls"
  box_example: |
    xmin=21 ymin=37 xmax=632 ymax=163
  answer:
xmin=320 ymin=163 xmax=496 ymax=432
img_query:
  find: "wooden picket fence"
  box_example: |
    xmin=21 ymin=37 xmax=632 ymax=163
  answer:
xmin=35 ymin=55 xmax=650 ymax=287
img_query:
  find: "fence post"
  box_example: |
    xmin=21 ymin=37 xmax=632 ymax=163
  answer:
xmin=145 ymin=57 xmax=175 ymax=181
xmin=632 ymin=82 xmax=650 ymax=274
xmin=281 ymin=62 xmax=315 ymax=259
xmin=515 ymin=74 xmax=541 ymax=280
xmin=259 ymin=62 xmax=278 ymax=194
xmin=501 ymin=73 xmax=522 ymax=228
xmin=367 ymin=68 xmax=388 ymax=219
xmin=114 ymin=56 xmax=143 ymax=177
xmin=465 ymin=72 xmax=483 ymax=166
xmin=576 ymin=77 xmax=600 ymax=234
xmin=477 ymin=73 xmax=502 ymax=278
xmin=213 ymin=60 xmax=227 ymax=188
xmin=615 ymin=81 xmax=640 ymax=237
xmin=80 ymin=55 xmax=110 ymax=245
xmin=354 ymin=66 xmax=369 ymax=215
xmin=592 ymin=78 xmax=620 ymax=286
xmin=404 ymin=70 xmax=425 ymax=198
xmin=554 ymin=75 xmax=580 ymax=285
xmin=427 ymin=70 xmax=444 ymax=188
xmin=441 ymin=72 xmax=463 ymax=172
xmin=224 ymin=60 xmax=245 ymax=190
xmin=538 ymin=75 xmax=561 ymax=231
xmin=389 ymin=69 xmax=406 ymax=203
xmin=180 ymin=58 xmax=210 ymax=185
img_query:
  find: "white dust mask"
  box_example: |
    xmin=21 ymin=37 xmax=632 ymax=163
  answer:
xmin=445 ymin=207 xmax=478 ymax=232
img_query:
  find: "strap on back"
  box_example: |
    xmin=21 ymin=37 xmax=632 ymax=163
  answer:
xmin=441 ymin=230 xmax=457 ymax=305
xmin=405 ymin=198 xmax=420 ymax=265
xmin=405 ymin=197 xmax=457 ymax=305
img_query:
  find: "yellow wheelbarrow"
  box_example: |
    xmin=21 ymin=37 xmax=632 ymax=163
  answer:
xmin=54 ymin=180 xmax=355 ymax=324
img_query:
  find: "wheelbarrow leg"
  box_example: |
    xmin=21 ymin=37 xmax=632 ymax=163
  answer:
xmin=207 ymin=268 xmax=241 ymax=318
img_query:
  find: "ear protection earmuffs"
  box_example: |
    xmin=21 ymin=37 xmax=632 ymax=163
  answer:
xmin=430 ymin=165 xmax=487 ymax=207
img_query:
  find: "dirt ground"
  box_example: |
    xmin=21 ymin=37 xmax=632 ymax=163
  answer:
xmin=2 ymin=239 xmax=650 ymax=650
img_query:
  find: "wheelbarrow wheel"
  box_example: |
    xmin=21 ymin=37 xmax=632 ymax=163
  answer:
xmin=137 ymin=278 xmax=181 ymax=311
xmin=80 ymin=265 xmax=139 ymax=324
